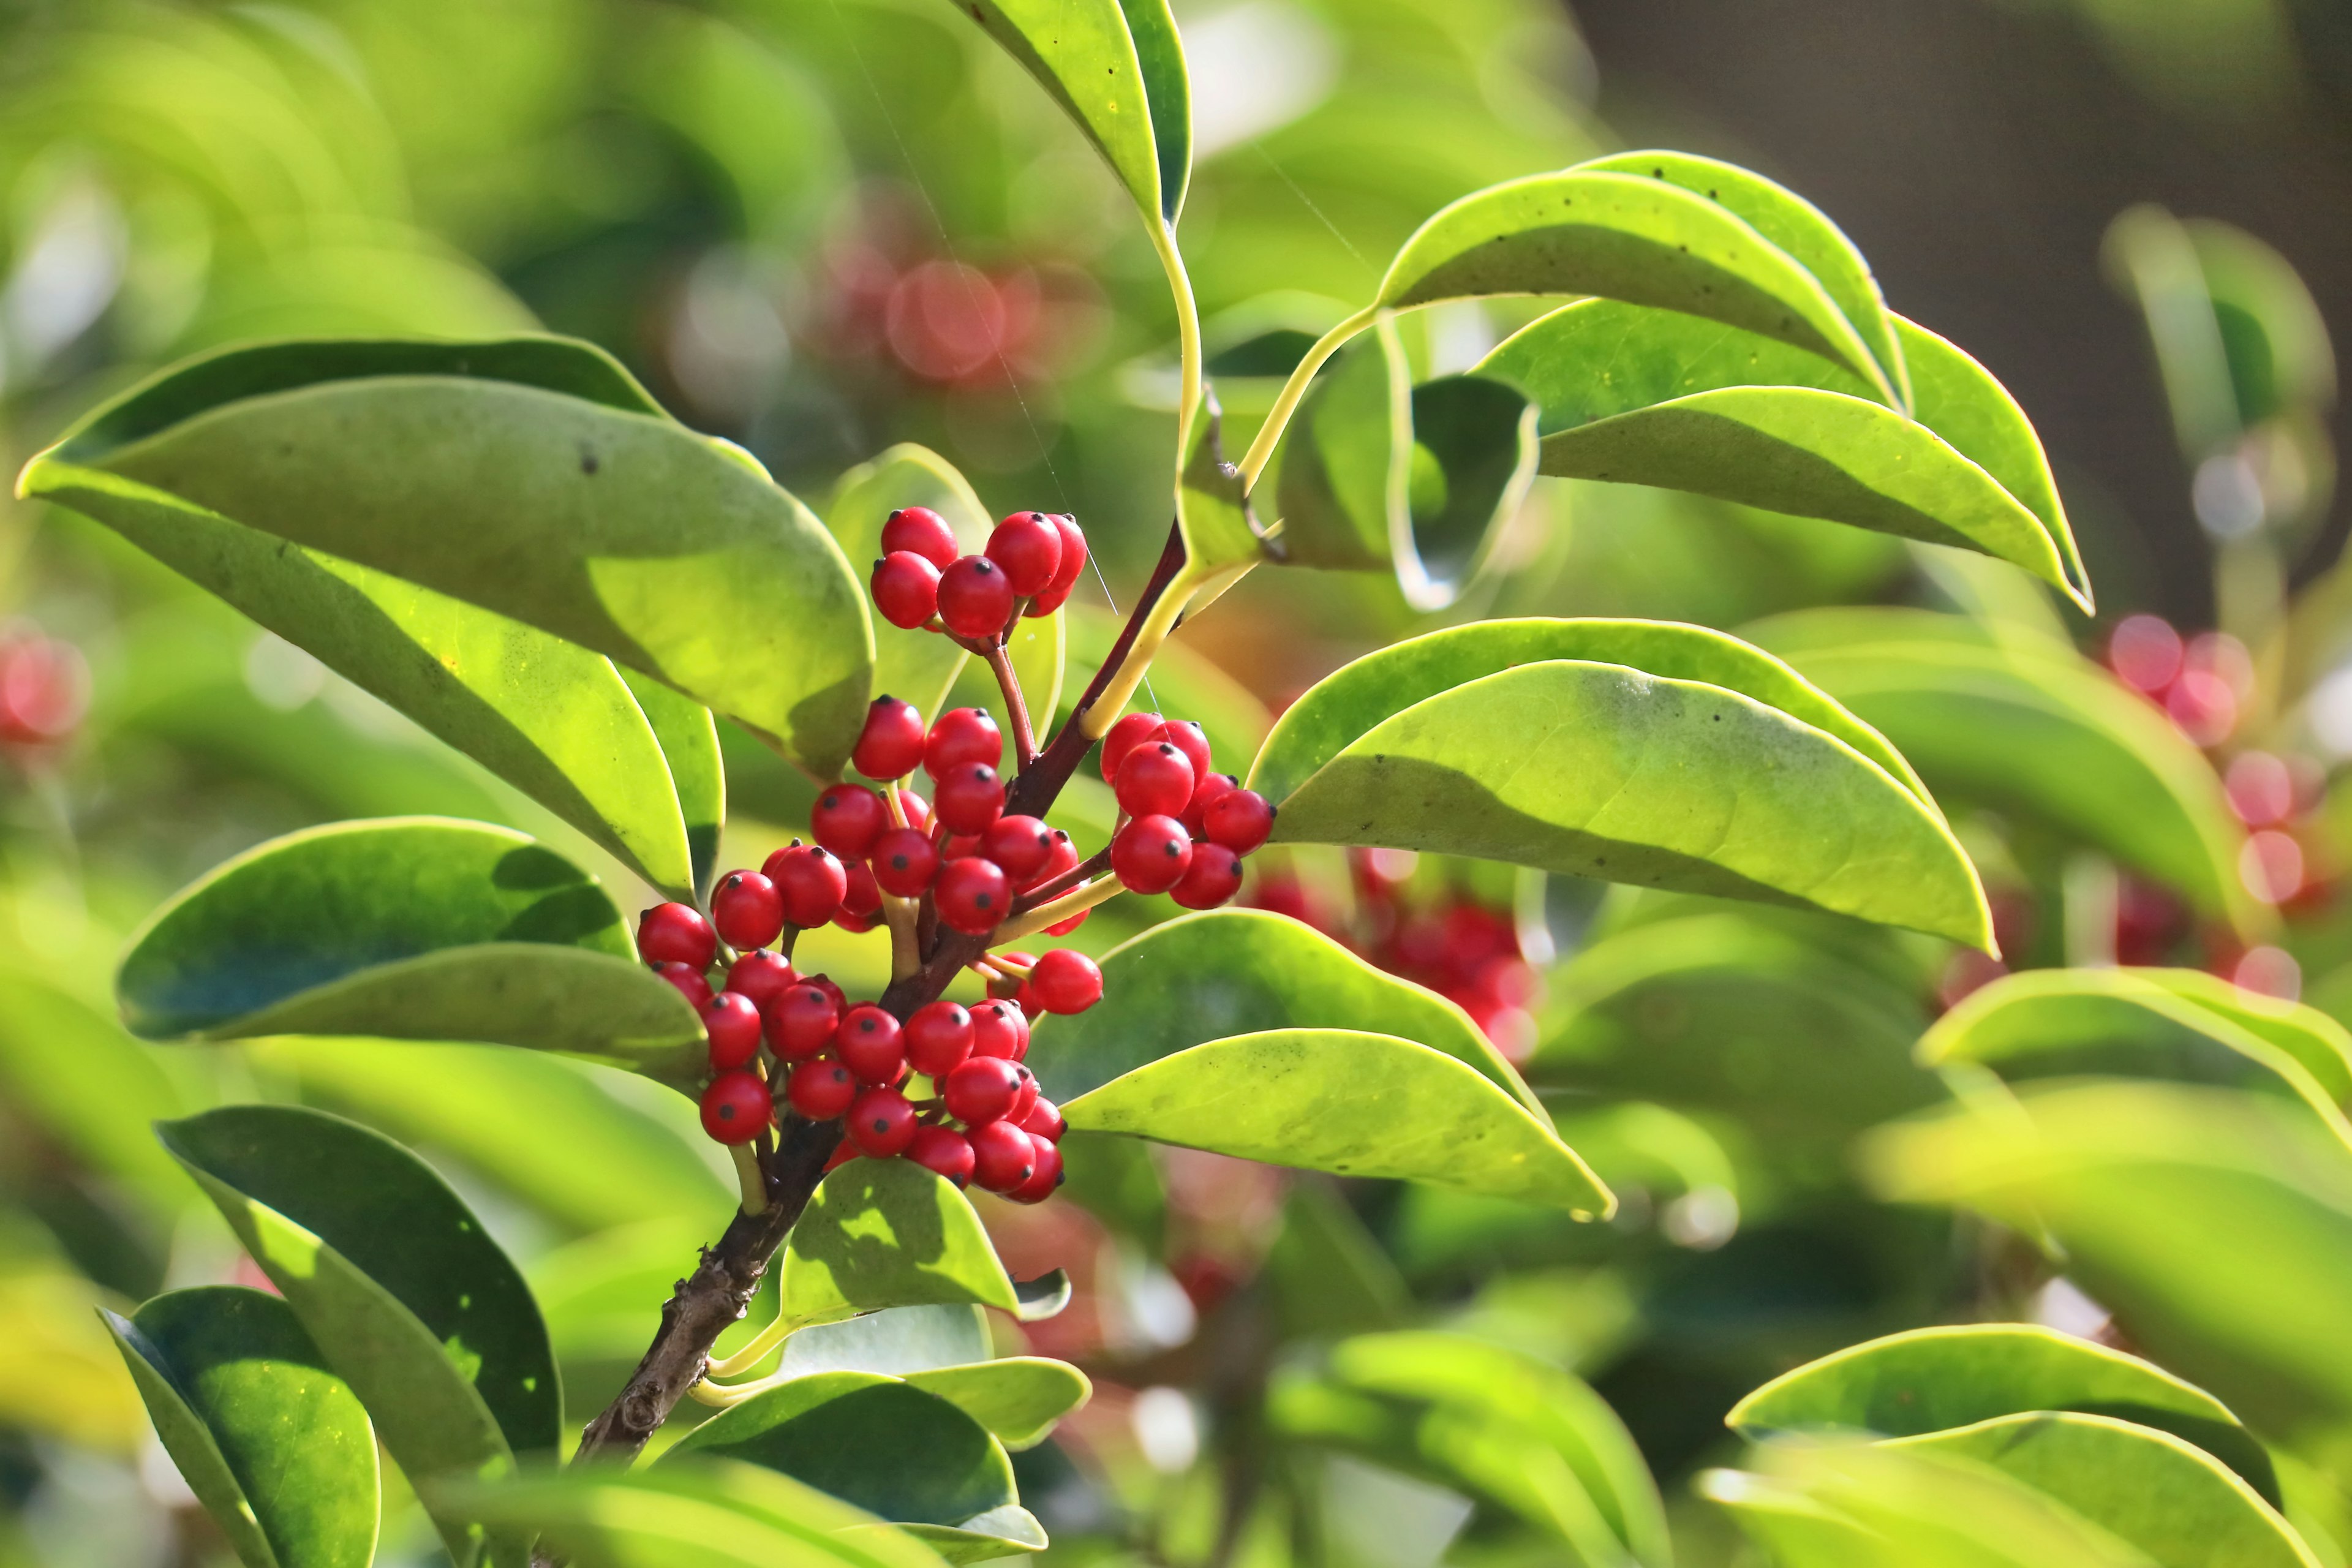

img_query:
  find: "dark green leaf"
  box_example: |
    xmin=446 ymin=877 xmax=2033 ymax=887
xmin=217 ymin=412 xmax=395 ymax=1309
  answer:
xmin=1264 ymin=1183 xmax=1411 ymax=1341
xmin=779 ymin=1159 xmax=1020 ymax=1329
xmin=1177 ymin=393 xmax=1265 ymax=575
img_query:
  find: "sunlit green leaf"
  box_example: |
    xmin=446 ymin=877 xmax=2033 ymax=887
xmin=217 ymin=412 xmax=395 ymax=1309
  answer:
xmin=620 ymin=670 xmax=726 ymax=897
xmin=900 ymin=1360 xmax=1090 ymax=1450
xmin=0 ymin=965 xmax=188 ymax=1205
xmin=778 ymin=1159 xmax=1020 ymax=1331
xmin=1060 ymin=605 xmax=1268 ymax=769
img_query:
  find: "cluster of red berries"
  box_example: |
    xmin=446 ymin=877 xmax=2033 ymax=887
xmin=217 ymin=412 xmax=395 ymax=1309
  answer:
xmin=2105 ymin=614 xmax=2253 ymax=750
xmin=870 ymin=505 xmax=1088 ymax=636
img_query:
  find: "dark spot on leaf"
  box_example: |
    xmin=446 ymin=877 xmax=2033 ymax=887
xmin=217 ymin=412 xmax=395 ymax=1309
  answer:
xmin=580 ymin=447 xmax=600 ymax=475
xmin=1652 ymin=167 xmax=1664 ymax=178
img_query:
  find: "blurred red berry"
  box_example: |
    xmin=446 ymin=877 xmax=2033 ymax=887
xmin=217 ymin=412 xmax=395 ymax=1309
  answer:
xmin=2106 ymin=614 xmax=2182 ymax=694
xmin=2226 ymin=751 xmax=2296 ymax=827
xmin=0 ymin=633 xmax=87 ymax=745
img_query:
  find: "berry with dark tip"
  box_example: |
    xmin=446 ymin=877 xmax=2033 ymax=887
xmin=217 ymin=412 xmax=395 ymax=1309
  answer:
xmin=1171 ymin=843 xmax=1243 ymax=910
xmin=839 ymin=861 xmax=883 ymax=921
xmin=726 ymin=949 xmax=797 ymax=1011
xmin=812 ymin=784 xmax=889 ymax=859
xmin=1008 ymin=1062 xmax=1041 ymax=1125
xmin=848 ymin=1087 xmax=919 ymax=1156
xmin=1152 ymin=719 xmax=1212 ymax=783
xmin=1204 ymin=788 xmax=1275 ymax=854
xmin=881 ymin=505 xmax=959 ymax=569
xmin=904 ymin=1001 xmax=975 ymax=1077
xmin=970 ymin=1119 xmax=1038 ymax=1193
xmin=870 ymin=827 xmax=940 ymax=897
xmin=703 ymin=991 xmax=764 ymax=1070
xmin=908 ymin=1125 xmax=976 ymax=1186
xmin=1112 ymin=814 xmax=1193 ymax=894
xmin=836 ymin=1005 xmax=905 ymax=1085
xmin=1116 ymin=741 xmax=1196 ymax=820
xmin=944 ymin=1054 xmax=1023 ymax=1123
xmin=1030 ymin=949 xmax=1102 ymax=1014
xmin=853 ymin=696 xmax=928 ymax=780
xmin=700 ymin=1070 xmax=772 ymax=1144
xmin=970 ymin=998 xmax=1029 ymax=1060
xmin=935 ymin=856 xmax=1012 ymax=935
xmin=1027 ymin=515 xmax=1087 ymax=617
xmin=637 ymin=902 xmax=715 ymax=969
xmin=654 ymin=960 xmax=714 ymax=1011
xmin=934 ymin=763 xmax=1006 ymax=834
xmin=938 ymin=555 xmax=1015 ymax=639
xmin=786 ymin=1058 xmax=858 ymax=1120
xmin=981 ymin=815 xmax=1055 ymax=881
xmin=1020 ymin=1096 xmax=1068 ymax=1142
xmin=804 ymin=973 xmax=848 ymax=1013
xmin=986 ymin=511 xmax=1064 ymax=597
xmin=1184 ymin=772 xmax=1237 ymax=838
xmin=1025 ymin=829 xmax=1080 ymax=892
xmin=711 ymin=870 xmax=785 ymax=950
xmin=871 ymin=551 xmax=941 ymax=629
xmin=1099 ymin=710 xmax=1163 ymax=783
xmin=1008 ymin=1138 xmax=1064 ymax=1204
xmin=924 ymin=707 xmax=1003 ymax=777
xmin=764 ymin=844 xmax=848 ymax=927
xmin=768 ymin=984 xmax=840 ymax=1060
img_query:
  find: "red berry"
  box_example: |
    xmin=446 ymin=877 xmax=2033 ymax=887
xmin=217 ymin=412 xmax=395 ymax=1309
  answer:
xmin=986 ymin=959 xmax=1029 ymax=1002
xmin=1184 ymin=772 xmax=1237 ymax=837
xmin=1152 ymin=720 xmax=1212 ymax=783
xmin=970 ymin=1119 xmax=1037 ymax=1193
xmin=1030 ymin=949 xmax=1102 ymax=1014
xmin=896 ymin=788 xmax=933 ymax=834
xmin=853 ymin=696 xmax=928 ymax=780
xmin=944 ymin=833 xmax=984 ymax=861
xmin=904 ymin=1001 xmax=975 ymax=1077
xmin=812 ymin=785 xmax=889 ymax=859
xmin=1112 ymin=815 xmax=1193 ymax=894
xmin=848 ymin=1087 xmax=919 ymax=1156
xmin=836 ymin=1005 xmax=906 ymax=1085
xmin=786 ymin=1058 xmax=859 ymax=1120
xmin=1020 ymin=1096 xmax=1068 ymax=1142
xmin=970 ymin=998 xmax=1029 ymax=1060
xmin=767 ymin=984 xmax=840 ymax=1060
xmin=882 ymin=505 xmax=959 ymax=569
xmin=805 ymin=973 xmax=848 ymax=1012
xmin=924 ymin=707 xmax=1003 ymax=777
xmin=944 ymin=1055 xmax=1023 ymax=1123
xmin=871 ymin=551 xmax=941 ymax=630
xmin=1025 ymin=829 xmax=1080 ymax=892
xmin=1117 ymin=742 xmax=1197 ymax=819
xmin=908 ymin=1125 xmax=976 ymax=1186
xmin=935 ymin=856 xmax=1012 ymax=935
xmin=1047 ymin=908 xmax=1090 ymax=937
xmin=700 ymin=1070 xmax=772 ymax=1144
xmin=725 ymin=950 xmax=797 ymax=1011
xmin=1015 ymin=979 xmax=1044 ymax=1020
xmin=1008 ymin=1063 xmax=1041 ymax=1125
xmin=938 ymin=556 xmax=1015 ymax=640
xmin=981 ymin=816 xmax=1055 ymax=881
xmin=704 ymin=991 xmax=764 ymax=1070
xmin=1008 ymin=1137 xmax=1064 ymax=1204
xmin=1204 ymin=789 xmax=1275 ymax=854
xmin=986 ymin=511 xmax=1064 ymax=597
xmin=638 ymin=902 xmax=715 ymax=969
xmin=837 ymin=861 xmax=882 ymax=926
xmin=1099 ymin=710 xmax=1163 ymax=784
xmin=763 ymin=844 xmax=848 ymax=927
xmin=1027 ymin=515 xmax=1087 ymax=617
xmin=1171 ymin=843 xmax=1243 ymax=910
xmin=870 ymin=827 xmax=940 ymax=897
xmin=823 ymin=1139 xmax=861 ymax=1174
xmin=710 ymin=871 xmax=785 ymax=950
xmin=934 ymin=764 xmax=1006 ymax=834
xmin=653 ymin=960 xmax=714 ymax=1011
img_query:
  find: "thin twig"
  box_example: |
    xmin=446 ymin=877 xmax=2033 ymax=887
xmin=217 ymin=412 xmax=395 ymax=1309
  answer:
xmin=982 ymin=643 xmax=1039 ymax=768
xmin=1014 ymin=845 xmax=1114 ymax=911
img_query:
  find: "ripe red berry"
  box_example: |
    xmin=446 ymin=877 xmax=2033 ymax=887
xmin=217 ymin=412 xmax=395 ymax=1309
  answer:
xmin=1171 ymin=843 xmax=1243 ymax=910
xmin=838 ymin=861 xmax=882 ymax=923
xmin=836 ymin=1005 xmax=905 ymax=1085
xmin=870 ymin=827 xmax=940 ymax=897
xmin=767 ymin=984 xmax=840 ymax=1060
xmin=1047 ymin=908 xmax=1091 ymax=937
xmin=1204 ymin=789 xmax=1275 ymax=854
xmin=943 ymin=833 xmax=983 ymax=861
xmin=805 ymin=973 xmax=848 ymax=1012
xmin=1025 ymin=829 xmax=1080 ymax=892
xmin=908 ymin=1125 xmax=976 ymax=1187
xmin=653 ymin=960 xmax=714 ymax=1011
xmin=944 ymin=1054 xmax=1023 ymax=1123
xmin=848 ymin=1087 xmax=919 ymax=1156
xmin=986 ymin=511 xmax=1064 ymax=597
xmin=1008 ymin=1063 xmax=1041 ymax=1125
xmin=700 ymin=1070 xmax=772 ymax=1144
xmin=786 ymin=1058 xmax=859 ymax=1120
xmin=1116 ymin=741 xmax=1197 ymax=819
xmin=812 ymin=785 xmax=889 ymax=858
xmin=970 ymin=998 xmax=1029 ymax=1060
xmin=725 ymin=949 xmax=797 ymax=1011
xmin=1099 ymin=710 xmax=1163 ymax=784
xmin=980 ymin=815 xmax=1055 ymax=881
xmin=896 ymin=788 xmax=933 ymax=834
xmin=986 ymin=958 xmax=1029 ymax=1002
xmin=970 ymin=1120 xmax=1038 ymax=1193
xmin=871 ymin=551 xmax=942 ymax=630
xmin=924 ymin=707 xmax=1003 ymax=777
xmin=1112 ymin=815 xmax=1193 ymax=894
xmin=935 ymin=856 xmax=1012 ymax=935
xmin=882 ymin=505 xmax=960 ymax=569
xmin=904 ymin=1001 xmax=975 ymax=1077
xmin=1030 ymin=949 xmax=1102 ymax=1014
xmin=1008 ymin=1137 xmax=1064 ymax=1204
xmin=938 ymin=555 xmax=1015 ymax=640
xmin=763 ymin=844 xmax=848 ymax=927
xmin=710 ymin=870 xmax=785 ymax=950
xmin=637 ymin=902 xmax=715 ymax=969
xmin=1027 ymin=516 xmax=1087 ymax=617
xmin=853 ymin=696 xmax=928 ymax=780
xmin=703 ymin=991 xmax=764 ymax=1070
xmin=1183 ymin=771 xmax=1237 ymax=837
xmin=1152 ymin=720 xmax=1212 ymax=783
xmin=823 ymin=1139 xmax=861 ymax=1174
xmin=1020 ymin=1095 xmax=1068 ymax=1142
xmin=933 ymin=763 xmax=1006 ymax=834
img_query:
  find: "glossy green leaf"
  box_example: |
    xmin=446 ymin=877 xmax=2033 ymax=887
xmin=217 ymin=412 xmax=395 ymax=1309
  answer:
xmin=1888 ymin=1414 xmax=2315 ymax=1568
xmin=1177 ymin=394 xmax=1266 ymax=575
xmin=160 ymin=1105 xmax=557 ymax=1566
xmin=900 ymin=1359 xmax=1091 ymax=1450
xmin=620 ymin=670 xmax=725 ymax=897
xmin=778 ymin=1159 xmax=1020 ymax=1331
xmin=777 ymin=1308 xmax=995 ymax=1380
xmin=1063 ymin=1030 xmax=1610 ymax=1213
xmin=1256 ymin=658 xmax=1990 ymax=948
xmin=21 ymin=337 xmax=873 ymax=776
xmin=891 ymin=1509 xmax=1050 ymax=1564
xmin=117 ymin=818 xmax=705 ymax=1083
xmin=1730 ymin=1324 xmax=2275 ymax=1505
xmin=1754 ymin=616 xmax=2256 ymax=932
xmin=0 ymin=965 xmax=188 ymax=1205
xmin=1028 ymin=908 xmax=1537 ymax=1111
xmin=105 ymin=1287 xmax=377 ymax=1568
xmin=1378 ymin=170 xmax=1893 ymax=399
xmin=1251 ymin=617 xmax=1931 ymax=812
xmin=2128 ymin=969 xmax=2352 ymax=1104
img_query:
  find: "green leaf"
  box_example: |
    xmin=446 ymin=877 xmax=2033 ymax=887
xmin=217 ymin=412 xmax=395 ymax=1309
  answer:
xmin=1028 ymin=908 xmax=1537 ymax=1112
xmin=159 ymin=1105 xmax=557 ymax=1566
xmin=1060 ymin=605 xmax=1268 ymax=769
xmin=1886 ymin=1414 xmax=2316 ymax=1568
xmin=779 ymin=1159 xmax=1021 ymax=1330
xmin=1265 ymin=1183 xmax=1412 ymax=1340
xmin=1177 ymin=393 xmax=1266 ymax=575
xmin=1752 ymin=616 xmax=2256 ymax=932
xmin=1476 ymin=303 xmax=2079 ymax=607
xmin=900 ymin=1359 xmax=1091 ymax=1450
xmin=0 ymin=965 xmax=188 ymax=1205
xmin=117 ymin=818 xmax=705 ymax=1085
xmin=1377 ymin=168 xmax=1894 ymax=400
xmin=2127 ymin=968 xmax=2352 ymax=1106
xmin=777 ymin=1308 xmax=994 ymax=1380
xmin=1253 ymin=657 xmax=1990 ymax=948
xmin=620 ymin=670 xmax=726 ymax=897
xmin=892 ymin=1508 xmax=1050 ymax=1564
xmin=1062 ymin=1030 xmax=1611 ymax=1214
xmin=1728 ymin=1323 xmax=2275 ymax=1506
xmin=105 ymin=1287 xmax=378 ymax=1568
xmin=21 ymin=337 xmax=873 ymax=776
